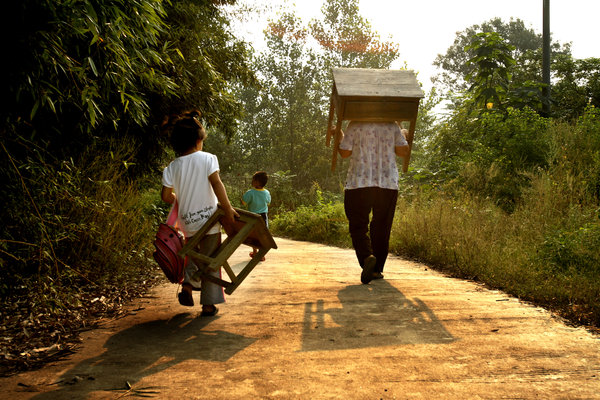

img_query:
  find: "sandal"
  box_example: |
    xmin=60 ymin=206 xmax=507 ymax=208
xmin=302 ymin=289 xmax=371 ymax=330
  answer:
xmin=249 ymin=252 xmax=266 ymax=261
xmin=200 ymin=306 xmax=219 ymax=317
xmin=178 ymin=290 xmax=194 ymax=307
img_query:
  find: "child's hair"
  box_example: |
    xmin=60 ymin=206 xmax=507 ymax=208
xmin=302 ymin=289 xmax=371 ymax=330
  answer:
xmin=252 ymin=171 xmax=268 ymax=188
xmin=161 ymin=110 xmax=206 ymax=156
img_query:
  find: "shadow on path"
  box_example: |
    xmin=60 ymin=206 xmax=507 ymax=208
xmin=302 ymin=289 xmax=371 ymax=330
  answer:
xmin=302 ymin=280 xmax=455 ymax=351
xmin=32 ymin=313 xmax=255 ymax=399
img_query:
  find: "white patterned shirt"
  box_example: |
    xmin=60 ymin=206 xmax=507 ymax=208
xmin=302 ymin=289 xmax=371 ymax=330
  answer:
xmin=339 ymin=121 xmax=407 ymax=190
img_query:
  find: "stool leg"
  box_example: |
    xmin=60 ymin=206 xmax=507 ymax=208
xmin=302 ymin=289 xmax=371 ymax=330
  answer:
xmin=224 ymin=247 xmax=269 ymax=295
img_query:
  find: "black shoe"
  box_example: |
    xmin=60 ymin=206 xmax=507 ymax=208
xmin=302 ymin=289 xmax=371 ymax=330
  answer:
xmin=361 ymin=255 xmax=377 ymax=284
xmin=373 ymin=272 xmax=384 ymax=280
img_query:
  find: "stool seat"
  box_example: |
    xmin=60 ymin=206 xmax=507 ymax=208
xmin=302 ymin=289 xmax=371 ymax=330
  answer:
xmin=178 ymin=205 xmax=277 ymax=295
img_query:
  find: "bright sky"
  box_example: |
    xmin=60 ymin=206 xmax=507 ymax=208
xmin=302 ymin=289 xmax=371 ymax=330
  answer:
xmin=233 ymin=0 xmax=599 ymax=94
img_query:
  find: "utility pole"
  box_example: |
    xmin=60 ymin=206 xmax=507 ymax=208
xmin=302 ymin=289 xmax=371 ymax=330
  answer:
xmin=542 ymin=0 xmax=551 ymax=116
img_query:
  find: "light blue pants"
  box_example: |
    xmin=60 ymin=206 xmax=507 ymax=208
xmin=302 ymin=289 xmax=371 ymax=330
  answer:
xmin=184 ymin=233 xmax=225 ymax=305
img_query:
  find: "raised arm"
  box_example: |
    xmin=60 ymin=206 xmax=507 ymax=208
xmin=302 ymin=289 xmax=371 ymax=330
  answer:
xmin=395 ymin=128 xmax=410 ymax=158
xmin=335 ymin=127 xmax=352 ymax=158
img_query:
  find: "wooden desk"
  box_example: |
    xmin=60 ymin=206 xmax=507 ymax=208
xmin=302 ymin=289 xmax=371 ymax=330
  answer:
xmin=326 ymin=68 xmax=424 ymax=172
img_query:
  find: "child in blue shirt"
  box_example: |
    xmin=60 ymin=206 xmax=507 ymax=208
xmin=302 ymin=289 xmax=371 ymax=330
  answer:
xmin=242 ymin=171 xmax=271 ymax=260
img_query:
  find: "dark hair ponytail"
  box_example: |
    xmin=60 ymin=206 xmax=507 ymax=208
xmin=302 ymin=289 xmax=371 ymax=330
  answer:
xmin=161 ymin=110 xmax=206 ymax=156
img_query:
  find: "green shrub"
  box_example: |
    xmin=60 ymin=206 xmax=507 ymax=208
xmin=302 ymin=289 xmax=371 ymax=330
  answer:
xmin=270 ymin=191 xmax=350 ymax=248
xmin=538 ymin=223 xmax=600 ymax=276
xmin=0 ymin=136 xmax=165 ymax=373
xmin=1 ymin=136 xmax=161 ymax=300
xmin=553 ymin=106 xmax=600 ymax=201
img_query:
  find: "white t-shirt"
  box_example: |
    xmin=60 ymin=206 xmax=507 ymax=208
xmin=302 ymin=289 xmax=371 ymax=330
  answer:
xmin=339 ymin=121 xmax=407 ymax=190
xmin=162 ymin=151 xmax=221 ymax=237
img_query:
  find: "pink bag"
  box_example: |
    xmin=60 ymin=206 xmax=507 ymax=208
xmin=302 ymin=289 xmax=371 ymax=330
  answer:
xmin=153 ymin=202 xmax=186 ymax=284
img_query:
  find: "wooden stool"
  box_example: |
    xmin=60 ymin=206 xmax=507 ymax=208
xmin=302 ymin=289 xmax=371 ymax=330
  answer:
xmin=179 ymin=206 xmax=277 ymax=295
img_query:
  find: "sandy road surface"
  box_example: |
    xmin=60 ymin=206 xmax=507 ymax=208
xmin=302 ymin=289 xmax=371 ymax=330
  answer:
xmin=1 ymin=237 xmax=599 ymax=399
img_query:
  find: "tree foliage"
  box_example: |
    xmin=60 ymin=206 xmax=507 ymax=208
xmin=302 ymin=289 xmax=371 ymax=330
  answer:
xmin=465 ymin=32 xmax=516 ymax=110
xmin=422 ymin=17 xmax=600 ymax=211
xmin=156 ymin=0 xmax=257 ymax=141
xmin=309 ymin=0 xmax=399 ymax=69
xmin=432 ymin=18 xmax=570 ymax=100
xmin=435 ymin=17 xmax=598 ymax=121
xmin=552 ymin=56 xmax=600 ymax=121
xmin=1 ymin=0 xmax=175 ymax=294
xmin=2 ymin=0 xmax=176 ymax=155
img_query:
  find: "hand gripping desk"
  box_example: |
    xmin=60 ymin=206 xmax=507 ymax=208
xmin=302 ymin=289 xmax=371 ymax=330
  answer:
xmin=326 ymin=68 xmax=425 ymax=172
xmin=178 ymin=206 xmax=277 ymax=295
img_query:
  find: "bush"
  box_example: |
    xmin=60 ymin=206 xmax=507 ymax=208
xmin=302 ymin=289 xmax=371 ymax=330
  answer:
xmin=427 ymin=106 xmax=551 ymax=212
xmin=1 ymin=137 xmax=159 ymax=289
xmin=270 ymin=190 xmax=350 ymax=248
xmin=553 ymin=106 xmax=600 ymax=201
xmin=539 ymin=223 xmax=600 ymax=276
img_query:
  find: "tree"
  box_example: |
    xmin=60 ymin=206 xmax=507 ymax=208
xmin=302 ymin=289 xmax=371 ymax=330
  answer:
xmin=310 ymin=0 xmax=399 ymax=70
xmin=216 ymin=0 xmax=404 ymax=195
xmin=155 ymin=0 xmax=257 ymax=141
xmin=232 ymin=12 xmax=332 ymax=188
xmin=552 ymin=55 xmax=600 ymax=121
xmin=465 ymin=32 xmax=516 ymax=110
xmin=1 ymin=0 xmax=177 ymax=157
xmin=432 ymin=18 xmax=570 ymax=100
xmin=435 ymin=16 xmax=598 ymax=120
xmin=1 ymin=0 xmax=177 ymax=280
xmin=0 ymin=0 xmax=257 ymax=304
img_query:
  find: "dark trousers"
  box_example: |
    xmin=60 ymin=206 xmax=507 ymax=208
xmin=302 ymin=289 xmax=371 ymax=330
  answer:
xmin=259 ymin=212 xmax=269 ymax=229
xmin=344 ymin=187 xmax=398 ymax=272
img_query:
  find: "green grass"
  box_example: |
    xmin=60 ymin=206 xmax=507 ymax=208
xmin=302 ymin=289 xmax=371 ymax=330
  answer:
xmin=393 ymin=183 xmax=599 ymax=327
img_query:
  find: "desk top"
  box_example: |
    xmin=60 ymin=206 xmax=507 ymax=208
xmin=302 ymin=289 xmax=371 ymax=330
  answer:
xmin=332 ymin=68 xmax=424 ymax=99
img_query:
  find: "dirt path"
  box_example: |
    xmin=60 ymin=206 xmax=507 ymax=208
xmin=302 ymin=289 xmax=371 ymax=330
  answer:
xmin=2 ymin=237 xmax=599 ymax=399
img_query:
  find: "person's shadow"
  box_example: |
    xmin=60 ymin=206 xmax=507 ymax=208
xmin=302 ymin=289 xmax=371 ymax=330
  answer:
xmin=32 ymin=312 xmax=255 ymax=399
xmin=302 ymin=280 xmax=455 ymax=351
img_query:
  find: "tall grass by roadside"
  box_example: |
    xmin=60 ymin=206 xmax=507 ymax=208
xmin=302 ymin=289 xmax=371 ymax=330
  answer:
xmin=392 ymin=184 xmax=599 ymax=328
xmin=2 ymin=138 xmax=162 ymax=290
